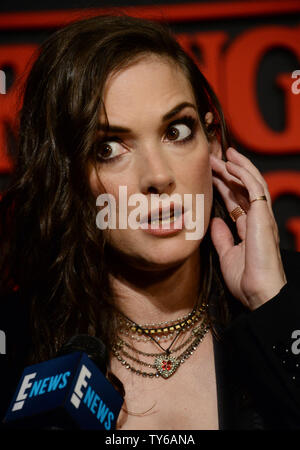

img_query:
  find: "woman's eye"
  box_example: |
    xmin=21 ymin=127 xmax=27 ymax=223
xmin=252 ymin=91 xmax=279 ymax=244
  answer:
xmin=97 ymin=141 xmax=125 ymax=161
xmin=165 ymin=123 xmax=192 ymax=142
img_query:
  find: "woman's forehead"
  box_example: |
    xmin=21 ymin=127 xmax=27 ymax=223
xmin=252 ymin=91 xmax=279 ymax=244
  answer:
xmin=101 ymin=56 xmax=196 ymax=124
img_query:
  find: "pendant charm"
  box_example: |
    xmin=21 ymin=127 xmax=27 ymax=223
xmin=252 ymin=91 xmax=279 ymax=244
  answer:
xmin=154 ymin=355 xmax=180 ymax=379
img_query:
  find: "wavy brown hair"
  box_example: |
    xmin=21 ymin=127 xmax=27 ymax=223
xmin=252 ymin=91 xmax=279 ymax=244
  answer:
xmin=0 ymin=13 xmax=236 ymax=365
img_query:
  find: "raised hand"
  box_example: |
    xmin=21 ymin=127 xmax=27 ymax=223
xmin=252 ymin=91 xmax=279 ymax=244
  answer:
xmin=209 ymin=147 xmax=287 ymax=311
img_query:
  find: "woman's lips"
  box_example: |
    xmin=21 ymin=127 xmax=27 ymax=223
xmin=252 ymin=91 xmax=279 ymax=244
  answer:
xmin=140 ymin=210 xmax=185 ymax=235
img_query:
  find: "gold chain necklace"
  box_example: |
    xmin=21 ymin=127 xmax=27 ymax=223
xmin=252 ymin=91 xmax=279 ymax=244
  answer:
xmin=116 ymin=300 xmax=207 ymax=338
xmin=112 ymin=320 xmax=209 ymax=379
xmin=118 ymin=327 xmax=179 ymax=343
xmin=118 ymin=323 xmax=204 ymax=357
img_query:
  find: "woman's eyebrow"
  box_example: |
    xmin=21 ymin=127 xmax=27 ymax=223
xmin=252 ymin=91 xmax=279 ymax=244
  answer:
xmin=162 ymin=101 xmax=197 ymax=121
xmin=97 ymin=101 xmax=197 ymax=134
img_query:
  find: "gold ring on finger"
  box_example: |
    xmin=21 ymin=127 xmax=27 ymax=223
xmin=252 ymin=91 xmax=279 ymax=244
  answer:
xmin=250 ymin=195 xmax=267 ymax=203
xmin=229 ymin=206 xmax=246 ymax=222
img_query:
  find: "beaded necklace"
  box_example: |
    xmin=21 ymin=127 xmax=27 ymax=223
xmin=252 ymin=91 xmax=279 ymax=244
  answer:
xmin=112 ymin=301 xmax=209 ymax=379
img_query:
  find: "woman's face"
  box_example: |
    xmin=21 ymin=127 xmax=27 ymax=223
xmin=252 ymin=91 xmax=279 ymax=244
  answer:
xmin=89 ymin=55 xmax=219 ymax=270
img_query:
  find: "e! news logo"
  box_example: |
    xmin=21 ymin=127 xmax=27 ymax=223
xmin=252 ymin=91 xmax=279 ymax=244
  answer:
xmin=12 ymin=370 xmax=70 ymax=411
xmin=70 ymin=364 xmax=115 ymax=429
xmin=11 ymin=364 xmax=115 ymax=430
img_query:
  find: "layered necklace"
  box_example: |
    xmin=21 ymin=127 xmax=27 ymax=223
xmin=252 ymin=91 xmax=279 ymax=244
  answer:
xmin=112 ymin=300 xmax=209 ymax=379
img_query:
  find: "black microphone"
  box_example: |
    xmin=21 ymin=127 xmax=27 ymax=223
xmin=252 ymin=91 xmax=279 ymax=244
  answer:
xmin=3 ymin=335 xmax=124 ymax=429
xmin=57 ymin=334 xmax=109 ymax=374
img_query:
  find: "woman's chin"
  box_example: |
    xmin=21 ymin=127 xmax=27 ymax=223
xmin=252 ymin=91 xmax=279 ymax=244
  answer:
xmin=106 ymin=227 xmax=203 ymax=271
xmin=127 ymin=241 xmax=201 ymax=271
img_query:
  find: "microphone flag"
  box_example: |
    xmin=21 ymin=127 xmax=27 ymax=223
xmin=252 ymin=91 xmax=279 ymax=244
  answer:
xmin=3 ymin=351 xmax=123 ymax=430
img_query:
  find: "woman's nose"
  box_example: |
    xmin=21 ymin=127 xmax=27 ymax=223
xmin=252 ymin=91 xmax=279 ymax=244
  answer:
xmin=138 ymin=147 xmax=175 ymax=195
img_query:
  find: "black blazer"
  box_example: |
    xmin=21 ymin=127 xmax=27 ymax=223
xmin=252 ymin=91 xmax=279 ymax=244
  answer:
xmin=214 ymin=248 xmax=300 ymax=429
xmin=0 ymin=249 xmax=300 ymax=429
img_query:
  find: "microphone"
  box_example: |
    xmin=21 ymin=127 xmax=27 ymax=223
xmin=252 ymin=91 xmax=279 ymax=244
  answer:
xmin=2 ymin=335 xmax=124 ymax=430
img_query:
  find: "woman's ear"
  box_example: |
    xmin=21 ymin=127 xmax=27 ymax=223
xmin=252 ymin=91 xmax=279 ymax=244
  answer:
xmin=205 ymin=112 xmax=223 ymax=160
xmin=209 ymin=136 xmax=223 ymax=159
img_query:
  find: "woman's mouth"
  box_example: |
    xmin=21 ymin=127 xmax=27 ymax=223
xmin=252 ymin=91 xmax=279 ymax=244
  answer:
xmin=148 ymin=208 xmax=181 ymax=226
xmin=140 ymin=206 xmax=185 ymax=235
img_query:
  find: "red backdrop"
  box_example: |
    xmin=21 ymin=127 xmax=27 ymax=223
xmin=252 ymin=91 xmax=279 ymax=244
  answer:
xmin=0 ymin=0 xmax=299 ymax=249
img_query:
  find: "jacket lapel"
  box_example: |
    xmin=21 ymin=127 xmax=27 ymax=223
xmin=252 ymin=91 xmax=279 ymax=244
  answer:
xmin=212 ymin=329 xmax=265 ymax=429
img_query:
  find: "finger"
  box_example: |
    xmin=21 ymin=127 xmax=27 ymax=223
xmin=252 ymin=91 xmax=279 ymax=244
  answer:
xmin=226 ymin=147 xmax=267 ymax=188
xmin=225 ymin=160 xmax=266 ymax=201
xmin=210 ymin=154 xmax=280 ymax=244
xmin=212 ymin=175 xmax=247 ymax=240
xmin=210 ymin=216 xmax=234 ymax=260
xmin=225 ymin=161 xmax=283 ymax=278
xmin=225 ymin=160 xmax=279 ymax=243
xmin=210 ymin=154 xmax=250 ymax=211
xmin=226 ymin=148 xmax=274 ymax=216
xmin=226 ymin=149 xmax=280 ymax=244
xmin=210 ymin=154 xmax=244 ymax=188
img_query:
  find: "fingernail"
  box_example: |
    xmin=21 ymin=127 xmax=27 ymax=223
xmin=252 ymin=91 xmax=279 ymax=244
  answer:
xmin=227 ymin=147 xmax=237 ymax=154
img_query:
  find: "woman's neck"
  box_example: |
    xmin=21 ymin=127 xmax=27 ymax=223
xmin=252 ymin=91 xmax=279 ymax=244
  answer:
xmin=107 ymin=249 xmax=202 ymax=326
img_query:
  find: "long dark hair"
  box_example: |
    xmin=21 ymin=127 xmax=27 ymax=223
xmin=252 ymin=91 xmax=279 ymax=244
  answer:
xmin=0 ymin=13 xmax=235 ymax=365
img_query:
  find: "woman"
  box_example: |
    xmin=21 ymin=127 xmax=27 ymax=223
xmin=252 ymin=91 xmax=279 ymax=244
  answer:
xmin=0 ymin=14 xmax=299 ymax=430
